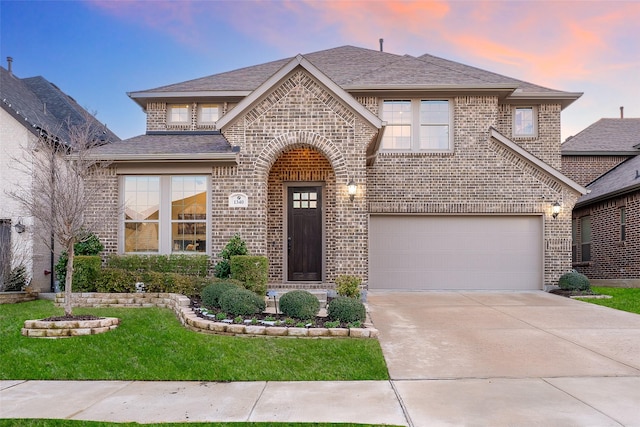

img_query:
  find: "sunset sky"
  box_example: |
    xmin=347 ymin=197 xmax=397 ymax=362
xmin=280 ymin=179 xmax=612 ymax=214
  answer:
xmin=1 ymin=0 xmax=638 ymax=142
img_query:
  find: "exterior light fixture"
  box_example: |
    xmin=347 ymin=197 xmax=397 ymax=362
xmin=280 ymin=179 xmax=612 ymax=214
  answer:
xmin=14 ymin=219 xmax=25 ymax=233
xmin=347 ymin=180 xmax=357 ymax=202
xmin=551 ymin=201 xmax=561 ymax=219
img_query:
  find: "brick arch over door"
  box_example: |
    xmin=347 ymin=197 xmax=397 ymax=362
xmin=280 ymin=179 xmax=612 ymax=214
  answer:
xmin=254 ymin=131 xmax=348 ymax=183
xmin=266 ymin=147 xmax=337 ymax=283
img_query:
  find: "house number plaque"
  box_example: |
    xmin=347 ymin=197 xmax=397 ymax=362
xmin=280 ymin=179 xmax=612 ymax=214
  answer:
xmin=228 ymin=193 xmax=248 ymax=208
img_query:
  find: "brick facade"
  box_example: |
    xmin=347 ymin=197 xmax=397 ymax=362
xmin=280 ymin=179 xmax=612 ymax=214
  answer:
xmin=87 ymin=66 xmax=581 ymax=289
xmin=562 ymin=155 xmax=632 ymax=187
xmin=572 ymin=192 xmax=640 ymax=279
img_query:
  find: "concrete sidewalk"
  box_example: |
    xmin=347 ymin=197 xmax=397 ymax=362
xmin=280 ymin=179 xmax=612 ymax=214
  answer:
xmin=2 ymin=291 xmax=640 ymax=426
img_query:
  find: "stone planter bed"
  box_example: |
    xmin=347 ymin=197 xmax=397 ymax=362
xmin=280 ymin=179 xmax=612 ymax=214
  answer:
xmin=22 ymin=317 xmax=120 ymax=338
xmin=45 ymin=292 xmax=378 ymax=339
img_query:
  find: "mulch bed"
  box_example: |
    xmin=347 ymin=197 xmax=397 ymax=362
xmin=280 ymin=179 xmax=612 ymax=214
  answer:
xmin=41 ymin=315 xmax=104 ymax=321
xmin=549 ymin=289 xmax=597 ymax=298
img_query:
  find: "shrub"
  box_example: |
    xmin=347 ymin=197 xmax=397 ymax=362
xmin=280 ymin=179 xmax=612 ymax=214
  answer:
xmin=219 ymin=286 xmax=265 ymax=317
xmin=55 ymin=232 xmax=104 ymax=286
xmin=327 ymin=296 xmax=366 ymax=323
xmin=279 ymin=290 xmax=320 ymax=320
xmin=72 ymin=256 xmax=101 ymax=292
xmin=558 ymin=270 xmax=591 ymax=291
xmin=335 ymin=275 xmax=361 ymax=299
xmin=95 ymin=268 xmax=137 ymax=293
xmin=214 ymin=234 xmax=248 ymax=278
xmin=4 ymin=265 xmax=27 ymax=291
xmin=201 ymin=280 xmax=240 ymax=309
xmin=107 ymin=254 xmax=209 ymax=277
xmin=231 ymin=255 xmax=268 ymax=296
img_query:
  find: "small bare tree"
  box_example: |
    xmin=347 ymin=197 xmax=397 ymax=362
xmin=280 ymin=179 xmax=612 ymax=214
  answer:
xmin=9 ymin=113 xmax=111 ymax=315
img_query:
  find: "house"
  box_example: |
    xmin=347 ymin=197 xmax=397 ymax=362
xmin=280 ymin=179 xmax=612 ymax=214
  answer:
xmin=0 ymin=60 xmax=119 ymax=292
xmin=87 ymin=45 xmax=586 ymax=291
xmin=561 ymin=117 xmax=640 ymax=285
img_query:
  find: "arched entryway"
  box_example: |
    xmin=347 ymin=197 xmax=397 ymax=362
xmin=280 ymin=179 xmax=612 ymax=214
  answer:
xmin=266 ymin=146 xmax=336 ymax=284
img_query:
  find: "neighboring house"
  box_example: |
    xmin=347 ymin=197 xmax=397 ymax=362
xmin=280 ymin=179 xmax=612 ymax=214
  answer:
xmin=88 ymin=45 xmax=586 ymax=291
xmin=0 ymin=61 xmax=119 ymax=292
xmin=561 ymin=117 xmax=640 ymax=284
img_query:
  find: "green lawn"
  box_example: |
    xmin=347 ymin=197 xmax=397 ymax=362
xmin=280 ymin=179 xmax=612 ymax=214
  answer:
xmin=0 ymin=300 xmax=388 ymax=381
xmin=0 ymin=421 xmax=397 ymax=427
xmin=577 ymin=286 xmax=640 ymax=315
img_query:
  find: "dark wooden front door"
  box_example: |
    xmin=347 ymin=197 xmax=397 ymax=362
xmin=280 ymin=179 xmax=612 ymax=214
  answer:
xmin=287 ymin=186 xmax=322 ymax=281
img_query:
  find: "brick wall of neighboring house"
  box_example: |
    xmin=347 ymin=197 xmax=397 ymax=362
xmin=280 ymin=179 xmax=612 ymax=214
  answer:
xmin=572 ymin=192 xmax=640 ymax=279
xmin=367 ymin=96 xmax=578 ymax=287
xmin=561 ymin=155 xmax=631 ymax=187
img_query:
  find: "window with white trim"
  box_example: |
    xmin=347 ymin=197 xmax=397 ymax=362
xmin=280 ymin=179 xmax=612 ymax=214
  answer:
xmin=381 ymin=99 xmax=452 ymax=151
xmin=168 ymin=104 xmax=190 ymax=124
xmin=123 ymin=176 xmax=208 ymax=254
xmin=580 ymin=216 xmax=591 ymax=262
xmin=513 ymin=106 xmax=537 ymax=137
xmin=198 ymin=104 xmax=219 ymax=124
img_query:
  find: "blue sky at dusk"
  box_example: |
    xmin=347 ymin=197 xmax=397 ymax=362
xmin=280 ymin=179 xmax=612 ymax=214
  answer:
xmin=1 ymin=0 xmax=638 ymax=141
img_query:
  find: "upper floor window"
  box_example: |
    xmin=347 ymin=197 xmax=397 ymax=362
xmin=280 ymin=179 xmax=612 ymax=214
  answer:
xmin=621 ymin=207 xmax=626 ymax=242
xmin=199 ymin=104 xmax=219 ymax=124
xmin=122 ymin=175 xmax=208 ymax=254
xmin=580 ymin=216 xmax=591 ymax=262
xmin=168 ymin=104 xmax=190 ymax=124
xmin=381 ymin=99 xmax=452 ymax=152
xmin=513 ymin=106 xmax=537 ymax=137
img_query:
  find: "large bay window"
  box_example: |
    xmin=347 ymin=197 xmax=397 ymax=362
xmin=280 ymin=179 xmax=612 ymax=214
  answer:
xmin=382 ymin=99 xmax=452 ymax=151
xmin=123 ymin=176 xmax=208 ymax=254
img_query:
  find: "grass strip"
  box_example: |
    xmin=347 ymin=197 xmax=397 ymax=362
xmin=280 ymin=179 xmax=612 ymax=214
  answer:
xmin=577 ymin=286 xmax=640 ymax=315
xmin=0 ymin=300 xmax=388 ymax=381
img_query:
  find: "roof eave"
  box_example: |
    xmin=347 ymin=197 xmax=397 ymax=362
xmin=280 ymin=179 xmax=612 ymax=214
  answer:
xmin=87 ymin=152 xmax=238 ymax=163
xmin=345 ymin=83 xmax=518 ymax=92
xmin=561 ymin=151 xmax=639 ymax=156
xmin=575 ymin=183 xmax=640 ymax=208
xmin=489 ymin=127 xmax=588 ymax=195
xmin=127 ymin=90 xmax=252 ymax=109
xmin=506 ymin=92 xmax=583 ymax=109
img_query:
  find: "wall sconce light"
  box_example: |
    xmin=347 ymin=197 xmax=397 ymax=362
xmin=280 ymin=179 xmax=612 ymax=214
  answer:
xmin=14 ymin=219 xmax=26 ymax=233
xmin=551 ymin=201 xmax=561 ymax=219
xmin=347 ymin=179 xmax=357 ymax=202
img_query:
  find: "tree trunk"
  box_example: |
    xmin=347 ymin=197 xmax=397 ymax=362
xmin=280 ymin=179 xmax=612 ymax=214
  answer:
xmin=64 ymin=241 xmax=75 ymax=316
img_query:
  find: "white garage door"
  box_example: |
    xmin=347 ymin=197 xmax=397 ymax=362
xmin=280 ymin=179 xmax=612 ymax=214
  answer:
xmin=369 ymin=215 xmax=543 ymax=290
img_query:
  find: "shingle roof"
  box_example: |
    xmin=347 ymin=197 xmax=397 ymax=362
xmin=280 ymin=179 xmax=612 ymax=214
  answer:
xmin=88 ymin=132 xmax=235 ymax=161
xmin=561 ymin=118 xmax=640 ymax=154
xmin=0 ymin=67 xmax=119 ymax=144
xmin=131 ymin=45 xmax=578 ymax=101
xmin=576 ymin=155 xmax=640 ymax=207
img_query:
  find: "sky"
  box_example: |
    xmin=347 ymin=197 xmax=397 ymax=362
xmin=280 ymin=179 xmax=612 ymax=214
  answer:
xmin=1 ymin=0 xmax=639 ymax=142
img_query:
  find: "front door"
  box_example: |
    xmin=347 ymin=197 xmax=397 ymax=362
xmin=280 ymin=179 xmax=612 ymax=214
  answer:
xmin=287 ymin=186 xmax=322 ymax=281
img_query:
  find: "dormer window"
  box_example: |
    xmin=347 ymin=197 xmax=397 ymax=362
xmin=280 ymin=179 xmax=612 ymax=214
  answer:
xmin=168 ymin=104 xmax=190 ymax=124
xmin=198 ymin=104 xmax=219 ymax=124
xmin=514 ymin=106 xmax=537 ymax=138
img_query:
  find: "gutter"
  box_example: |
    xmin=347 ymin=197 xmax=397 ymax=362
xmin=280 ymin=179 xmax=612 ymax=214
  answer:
xmin=575 ymin=183 xmax=640 ymax=209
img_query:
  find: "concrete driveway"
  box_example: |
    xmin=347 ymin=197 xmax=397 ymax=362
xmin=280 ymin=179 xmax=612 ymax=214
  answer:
xmin=367 ymin=291 xmax=640 ymax=426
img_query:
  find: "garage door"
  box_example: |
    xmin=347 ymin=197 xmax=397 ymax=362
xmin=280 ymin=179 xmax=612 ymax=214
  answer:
xmin=369 ymin=215 xmax=542 ymax=290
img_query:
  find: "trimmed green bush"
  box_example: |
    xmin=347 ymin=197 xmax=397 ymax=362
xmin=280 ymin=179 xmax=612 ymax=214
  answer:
xmin=4 ymin=265 xmax=27 ymax=291
xmin=214 ymin=234 xmax=248 ymax=278
xmin=94 ymin=268 xmax=207 ymax=297
xmin=55 ymin=232 xmax=104 ymax=286
xmin=106 ymin=254 xmax=209 ymax=277
xmin=327 ymin=296 xmax=366 ymax=323
xmin=231 ymin=255 xmax=268 ymax=296
xmin=201 ymin=280 xmax=240 ymax=309
xmin=72 ymin=256 xmax=101 ymax=292
xmin=335 ymin=274 xmax=361 ymax=299
xmin=219 ymin=286 xmax=266 ymax=316
xmin=279 ymin=290 xmax=320 ymax=320
xmin=95 ymin=268 xmax=137 ymax=293
xmin=558 ymin=270 xmax=591 ymax=291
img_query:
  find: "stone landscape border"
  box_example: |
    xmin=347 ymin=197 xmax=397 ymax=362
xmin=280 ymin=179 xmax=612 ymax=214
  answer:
xmin=49 ymin=292 xmax=378 ymax=339
xmin=22 ymin=317 xmax=120 ymax=338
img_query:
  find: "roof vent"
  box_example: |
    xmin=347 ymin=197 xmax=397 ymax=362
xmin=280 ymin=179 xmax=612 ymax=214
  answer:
xmin=379 ymin=38 xmax=384 ymax=52
xmin=620 ymin=106 xmax=624 ymax=119
xmin=6 ymin=56 xmax=13 ymax=74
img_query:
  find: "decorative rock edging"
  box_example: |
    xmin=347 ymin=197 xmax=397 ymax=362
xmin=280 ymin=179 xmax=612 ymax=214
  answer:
xmin=53 ymin=292 xmax=378 ymax=339
xmin=1 ymin=291 xmax=38 ymax=304
xmin=22 ymin=317 xmax=120 ymax=338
